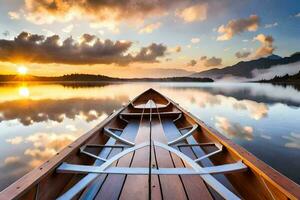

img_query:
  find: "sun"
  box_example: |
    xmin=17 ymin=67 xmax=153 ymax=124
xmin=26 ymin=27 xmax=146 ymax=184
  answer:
xmin=18 ymin=66 xmax=28 ymax=75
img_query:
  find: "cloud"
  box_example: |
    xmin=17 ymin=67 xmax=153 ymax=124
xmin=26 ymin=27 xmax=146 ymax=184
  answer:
xmin=62 ymin=24 xmax=74 ymax=33
xmin=253 ymin=34 xmax=275 ymax=58
xmin=265 ymin=22 xmax=278 ymax=28
xmin=176 ymin=3 xmax=208 ymax=23
xmin=6 ymin=136 xmax=23 ymax=145
xmin=187 ymin=59 xmax=197 ymax=66
xmin=22 ymin=0 xmax=207 ymax=27
xmin=200 ymin=56 xmax=207 ymax=60
xmin=217 ymin=15 xmax=260 ymax=41
xmin=0 ymin=32 xmax=168 ymax=65
xmin=215 ymin=116 xmax=254 ymax=141
xmin=201 ymin=56 xmax=222 ymax=67
xmin=282 ymin=132 xmax=300 ymax=149
xmin=2 ymin=31 xmax=10 ymax=37
xmin=235 ymin=51 xmax=251 ymax=59
xmin=295 ymin=13 xmax=300 ymax=17
xmin=191 ymin=38 xmax=200 ymax=44
xmin=168 ymin=45 xmax=181 ymax=53
xmin=65 ymin=124 xmax=77 ymax=131
xmin=8 ymin=11 xmax=20 ymax=20
xmin=4 ymin=156 xmax=21 ymax=165
xmin=42 ymin=29 xmax=55 ymax=36
xmin=134 ymin=43 xmax=167 ymax=63
xmin=139 ymin=22 xmax=162 ymax=34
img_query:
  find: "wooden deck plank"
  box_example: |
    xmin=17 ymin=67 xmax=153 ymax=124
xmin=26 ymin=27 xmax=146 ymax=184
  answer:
xmin=162 ymin=119 xmax=213 ymax=200
xmin=154 ymin=146 xmax=187 ymax=200
xmin=80 ymin=119 xmax=140 ymax=200
xmin=152 ymin=117 xmax=188 ymax=200
xmin=94 ymin=152 xmax=134 ymax=200
xmin=150 ymin=146 xmax=162 ymax=200
xmin=119 ymin=116 xmax=151 ymax=200
xmin=180 ymin=128 xmax=238 ymax=199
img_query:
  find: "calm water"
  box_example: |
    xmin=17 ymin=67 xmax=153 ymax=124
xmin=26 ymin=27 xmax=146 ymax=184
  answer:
xmin=0 ymin=82 xmax=299 ymax=190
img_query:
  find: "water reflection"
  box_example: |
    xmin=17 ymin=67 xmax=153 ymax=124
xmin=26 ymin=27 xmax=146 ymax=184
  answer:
xmin=283 ymin=132 xmax=300 ymax=150
xmin=215 ymin=116 xmax=254 ymax=141
xmin=18 ymin=86 xmax=30 ymax=97
xmin=0 ymin=96 xmax=128 ymax=126
xmin=0 ymin=82 xmax=299 ymax=191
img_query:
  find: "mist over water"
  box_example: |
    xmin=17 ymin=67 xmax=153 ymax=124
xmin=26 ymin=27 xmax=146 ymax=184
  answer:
xmin=251 ymin=61 xmax=300 ymax=81
xmin=0 ymin=82 xmax=299 ymax=191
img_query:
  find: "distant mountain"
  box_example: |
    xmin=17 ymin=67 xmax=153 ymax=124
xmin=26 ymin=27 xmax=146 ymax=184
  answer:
xmin=191 ymin=52 xmax=300 ymax=80
xmin=0 ymin=74 xmax=213 ymax=82
xmin=266 ymin=54 xmax=282 ymax=60
xmin=259 ymin=71 xmax=300 ymax=83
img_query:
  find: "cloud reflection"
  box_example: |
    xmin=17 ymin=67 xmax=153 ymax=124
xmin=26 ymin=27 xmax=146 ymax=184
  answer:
xmin=233 ymin=100 xmax=268 ymax=120
xmin=0 ymin=96 xmax=128 ymax=126
xmin=25 ymin=132 xmax=76 ymax=167
xmin=179 ymin=89 xmax=268 ymax=120
xmin=5 ymin=131 xmax=78 ymax=169
xmin=4 ymin=156 xmax=21 ymax=165
xmin=283 ymin=132 xmax=300 ymax=150
xmin=215 ymin=116 xmax=254 ymax=141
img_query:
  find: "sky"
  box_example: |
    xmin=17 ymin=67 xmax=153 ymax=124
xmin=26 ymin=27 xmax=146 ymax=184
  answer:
xmin=0 ymin=0 xmax=299 ymax=78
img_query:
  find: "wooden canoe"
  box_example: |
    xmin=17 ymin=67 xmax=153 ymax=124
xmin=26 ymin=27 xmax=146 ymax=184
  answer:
xmin=0 ymin=88 xmax=299 ymax=200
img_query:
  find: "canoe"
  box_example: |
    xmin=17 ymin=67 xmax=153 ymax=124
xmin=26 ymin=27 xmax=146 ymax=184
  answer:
xmin=0 ymin=88 xmax=299 ymax=200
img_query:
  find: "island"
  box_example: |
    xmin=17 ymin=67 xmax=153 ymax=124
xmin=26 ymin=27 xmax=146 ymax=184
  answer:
xmin=0 ymin=74 xmax=214 ymax=83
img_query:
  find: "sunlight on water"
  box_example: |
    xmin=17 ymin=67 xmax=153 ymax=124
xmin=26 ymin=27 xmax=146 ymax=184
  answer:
xmin=18 ymin=85 xmax=30 ymax=97
xmin=0 ymin=82 xmax=299 ymax=190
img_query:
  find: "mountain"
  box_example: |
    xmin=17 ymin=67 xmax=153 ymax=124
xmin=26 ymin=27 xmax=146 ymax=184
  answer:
xmin=266 ymin=54 xmax=282 ymax=60
xmin=191 ymin=52 xmax=300 ymax=80
xmin=259 ymin=71 xmax=300 ymax=83
xmin=0 ymin=74 xmax=213 ymax=82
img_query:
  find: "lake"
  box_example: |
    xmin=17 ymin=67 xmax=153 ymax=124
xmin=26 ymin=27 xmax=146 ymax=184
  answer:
xmin=0 ymin=82 xmax=299 ymax=191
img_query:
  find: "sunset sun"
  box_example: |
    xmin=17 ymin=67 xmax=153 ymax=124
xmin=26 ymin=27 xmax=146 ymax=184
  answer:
xmin=17 ymin=66 xmax=28 ymax=75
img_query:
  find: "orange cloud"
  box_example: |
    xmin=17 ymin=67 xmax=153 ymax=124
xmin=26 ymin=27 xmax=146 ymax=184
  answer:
xmin=0 ymin=32 xmax=168 ymax=65
xmin=139 ymin=22 xmax=162 ymax=34
xmin=176 ymin=3 xmax=207 ymax=23
xmin=253 ymin=34 xmax=275 ymax=58
xmin=8 ymin=11 xmax=20 ymax=20
xmin=23 ymin=0 xmax=205 ymax=26
xmin=235 ymin=51 xmax=251 ymax=59
xmin=217 ymin=15 xmax=260 ymax=41
xmin=200 ymin=56 xmax=222 ymax=67
xmin=187 ymin=59 xmax=197 ymax=66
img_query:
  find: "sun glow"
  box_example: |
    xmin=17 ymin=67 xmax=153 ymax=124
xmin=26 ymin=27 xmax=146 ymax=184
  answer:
xmin=19 ymin=86 xmax=30 ymax=97
xmin=18 ymin=66 xmax=28 ymax=75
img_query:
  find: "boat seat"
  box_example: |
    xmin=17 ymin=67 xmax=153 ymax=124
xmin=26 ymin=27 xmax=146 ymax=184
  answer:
xmin=120 ymin=111 xmax=182 ymax=116
xmin=130 ymin=101 xmax=171 ymax=109
xmin=57 ymin=161 xmax=247 ymax=176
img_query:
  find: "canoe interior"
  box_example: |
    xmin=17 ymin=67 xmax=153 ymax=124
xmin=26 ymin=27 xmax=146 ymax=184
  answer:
xmin=0 ymin=88 xmax=299 ymax=200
